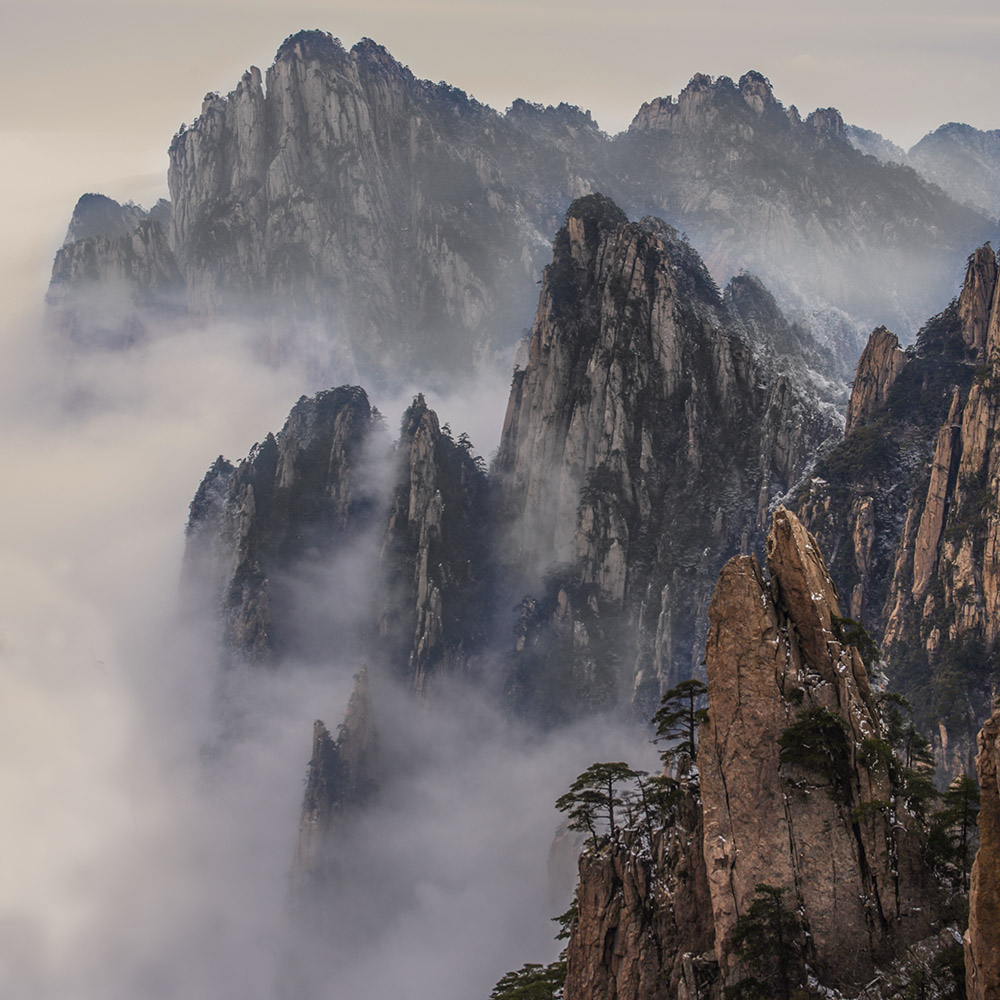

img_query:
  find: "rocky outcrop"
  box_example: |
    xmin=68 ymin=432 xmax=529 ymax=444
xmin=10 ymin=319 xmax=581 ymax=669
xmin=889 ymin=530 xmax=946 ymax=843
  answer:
xmin=291 ymin=668 xmax=380 ymax=892
xmin=966 ymin=708 xmax=1000 ymax=1000
xmin=61 ymin=193 xmax=152 ymax=244
xmin=498 ymin=195 xmax=840 ymax=716
xmin=564 ymin=797 xmax=714 ymax=1000
xmin=161 ymin=31 xmax=596 ymax=379
xmin=47 ymin=215 xmax=182 ymax=346
xmin=376 ymin=394 xmax=493 ymax=692
xmin=617 ymin=73 xmax=996 ymax=367
xmin=184 ymin=385 xmax=491 ymax=689
xmin=51 ymin=35 xmax=998 ymax=380
xmin=183 ymin=385 xmax=384 ymax=666
xmin=798 ymin=246 xmax=1000 ymax=770
xmin=563 ymin=509 xmax=947 ymax=998
xmin=845 ymin=326 xmax=908 ymax=435
xmin=700 ymin=509 xmax=940 ymax=990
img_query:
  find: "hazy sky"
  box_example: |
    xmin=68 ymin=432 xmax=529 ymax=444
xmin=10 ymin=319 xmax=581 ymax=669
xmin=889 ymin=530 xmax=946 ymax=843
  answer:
xmin=1 ymin=0 xmax=999 ymax=314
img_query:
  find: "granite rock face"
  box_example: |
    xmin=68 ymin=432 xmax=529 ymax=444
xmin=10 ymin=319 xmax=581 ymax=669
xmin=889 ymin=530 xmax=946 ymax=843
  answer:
xmin=617 ymin=71 xmax=996 ymax=368
xmin=376 ymin=394 xmax=493 ymax=694
xmin=563 ymin=509 xmax=947 ymax=998
xmin=183 ymin=385 xmax=383 ymax=666
xmin=798 ymin=245 xmax=1000 ymax=773
xmin=160 ymin=32 xmax=596 ymax=379
xmin=47 ymin=213 xmax=182 ymax=346
xmin=966 ymin=708 xmax=1000 ymax=1000
xmin=291 ymin=667 xmax=380 ymax=892
xmin=700 ymin=508 xmax=939 ymax=990
xmin=183 ymin=384 xmax=490 ymax=690
xmin=50 ymin=34 xmax=998 ymax=380
xmin=564 ymin=798 xmax=714 ymax=1000
xmin=497 ymin=195 xmax=840 ymax=716
xmin=845 ymin=326 xmax=908 ymax=436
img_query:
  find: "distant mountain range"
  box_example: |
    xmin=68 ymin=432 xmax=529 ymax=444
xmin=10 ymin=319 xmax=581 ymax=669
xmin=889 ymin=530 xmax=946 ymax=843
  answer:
xmin=47 ymin=30 xmax=998 ymax=385
xmin=846 ymin=121 xmax=1000 ymax=220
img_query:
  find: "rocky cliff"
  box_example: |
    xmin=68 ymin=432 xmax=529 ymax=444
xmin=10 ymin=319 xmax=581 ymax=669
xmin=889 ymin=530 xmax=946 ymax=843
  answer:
xmin=564 ymin=796 xmax=714 ymax=1000
xmin=47 ymin=200 xmax=182 ymax=346
xmin=184 ymin=385 xmax=491 ymax=690
xmin=291 ymin=667 xmax=380 ymax=892
xmin=562 ymin=509 xmax=950 ymax=999
xmin=966 ymin=708 xmax=1000 ymax=1000
xmin=497 ymin=195 xmax=840 ymax=719
xmin=700 ymin=508 xmax=940 ymax=990
xmin=799 ymin=245 xmax=1000 ymax=775
xmin=183 ymin=385 xmax=384 ymax=666
xmin=614 ymin=71 xmax=996 ymax=367
xmin=50 ymin=34 xmax=998 ymax=380
xmin=375 ymin=394 xmax=493 ymax=693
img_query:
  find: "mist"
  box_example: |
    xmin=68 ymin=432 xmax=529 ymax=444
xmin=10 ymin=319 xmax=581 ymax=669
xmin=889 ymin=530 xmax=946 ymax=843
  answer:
xmin=0 ymin=295 xmax=647 ymax=999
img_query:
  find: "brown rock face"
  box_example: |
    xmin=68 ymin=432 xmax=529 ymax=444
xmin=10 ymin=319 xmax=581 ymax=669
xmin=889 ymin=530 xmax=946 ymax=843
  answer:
xmin=959 ymin=245 xmax=999 ymax=359
xmin=699 ymin=508 xmax=940 ymax=990
xmin=966 ymin=709 xmax=1000 ymax=1000
xmin=564 ymin=509 xmax=947 ymax=997
xmin=845 ymin=326 xmax=908 ymax=435
xmin=799 ymin=244 xmax=1000 ymax=774
xmin=498 ymin=195 xmax=839 ymax=714
xmin=291 ymin=668 xmax=380 ymax=892
xmin=564 ymin=799 xmax=714 ymax=1000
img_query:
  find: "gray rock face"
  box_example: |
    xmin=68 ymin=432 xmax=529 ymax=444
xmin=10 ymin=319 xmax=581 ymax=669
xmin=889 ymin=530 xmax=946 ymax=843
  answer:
xmin=184 ymin=384 xmax=491 ymax=690
xmin=50 ymin=34 xmax=998 ymax=381
xmin=376 ymin=394 xmax=493 ymax=694
xmin=183 ymin=385 xmax=384 ymax=666
xmin=497 ymin=195 xmax=840 ymax=717
xmin=291 ymin=668 xmax=380 ymax=892
xmin=616 ymin=72 xmax=996 ymax=368
xmin=163 ymin=32 xmax=594 ymax=380
xmin=47 ymin=215 xmax=182 ymax=346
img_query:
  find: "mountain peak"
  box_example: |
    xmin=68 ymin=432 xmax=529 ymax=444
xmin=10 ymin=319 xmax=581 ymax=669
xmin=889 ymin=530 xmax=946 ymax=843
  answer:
xmin=738 ymin=69 xmax=775 ymax=113
xmin=275 ymin=29 xmax=345 ymax=63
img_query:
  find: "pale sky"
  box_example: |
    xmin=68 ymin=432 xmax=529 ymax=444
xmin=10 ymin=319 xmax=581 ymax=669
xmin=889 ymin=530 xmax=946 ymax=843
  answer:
xmin=1 ymin=0 xmax=999 ymax=311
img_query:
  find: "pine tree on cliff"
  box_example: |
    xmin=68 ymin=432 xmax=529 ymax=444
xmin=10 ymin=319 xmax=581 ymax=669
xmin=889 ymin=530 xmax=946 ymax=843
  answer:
xmin=653 ymin=678 xmax=708 ymax=781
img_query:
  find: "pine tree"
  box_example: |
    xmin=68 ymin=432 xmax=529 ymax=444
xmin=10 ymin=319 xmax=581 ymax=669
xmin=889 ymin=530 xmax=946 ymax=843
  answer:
xmin=725 ymin=884 xmax=805 ymax=1000
xmin=555 ymin=761 xmax=641 ymax=846
xmin=653 ymin=678 xmax=708 ymax=780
